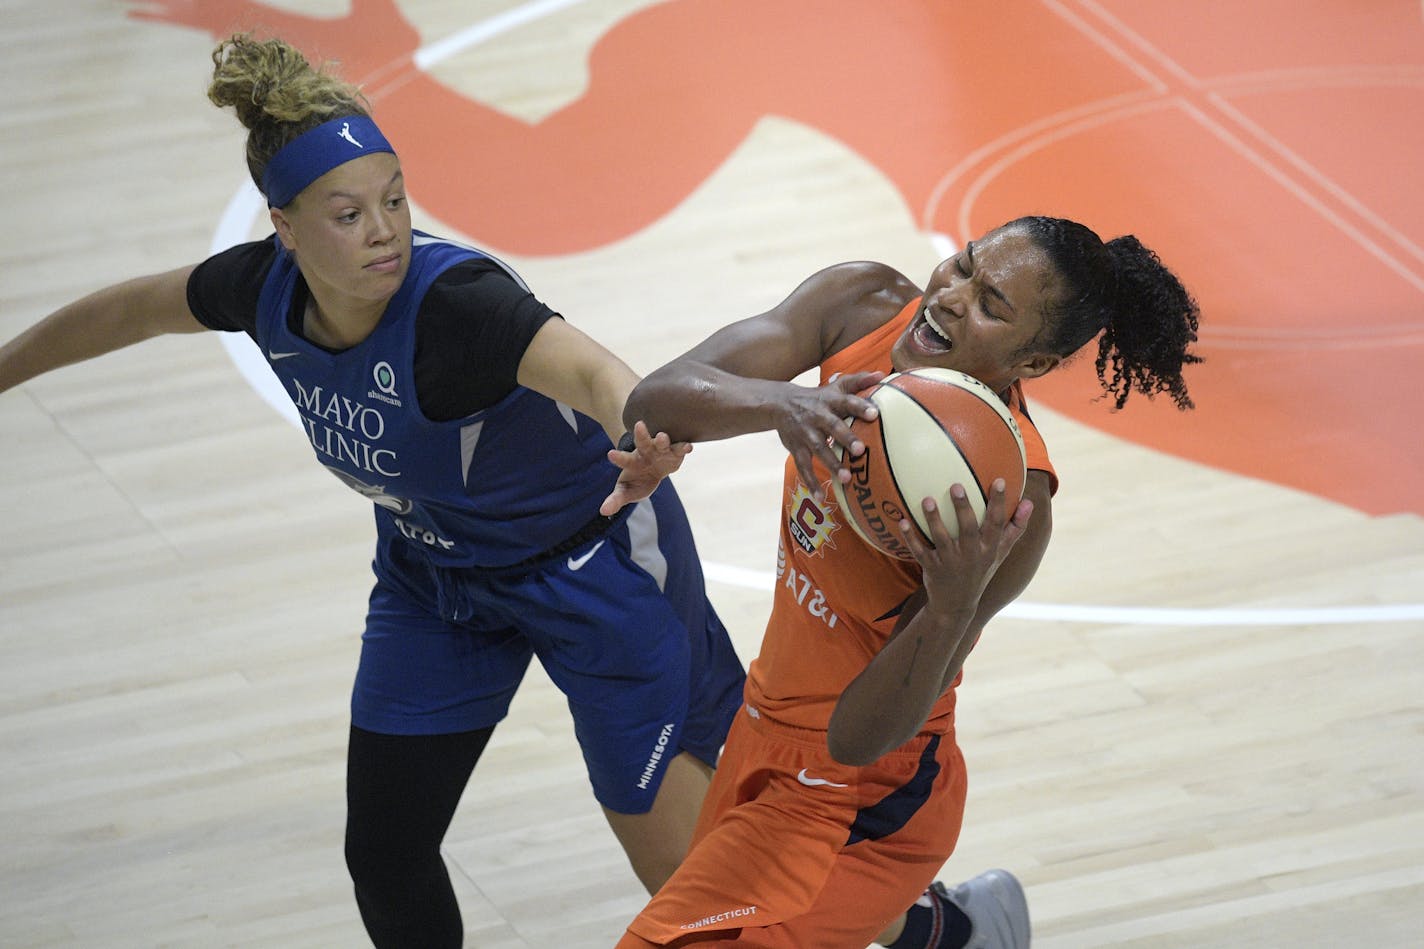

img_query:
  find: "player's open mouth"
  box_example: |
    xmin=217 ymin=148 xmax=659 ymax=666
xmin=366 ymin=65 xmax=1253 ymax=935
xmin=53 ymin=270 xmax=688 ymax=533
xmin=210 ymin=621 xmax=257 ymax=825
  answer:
xmin=913 ymin=310 xmax=953 ymax=353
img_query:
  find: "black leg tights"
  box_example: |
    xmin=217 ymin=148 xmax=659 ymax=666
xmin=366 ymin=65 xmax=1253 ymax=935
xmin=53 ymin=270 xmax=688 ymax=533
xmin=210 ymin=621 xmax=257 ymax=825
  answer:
xmin=345 ymin=725 xmax=494 ymax=949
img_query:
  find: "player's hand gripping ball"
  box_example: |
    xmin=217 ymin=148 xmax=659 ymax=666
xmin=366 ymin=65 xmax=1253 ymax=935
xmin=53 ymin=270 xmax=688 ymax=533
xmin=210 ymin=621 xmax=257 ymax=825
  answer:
xmin=831 ymin=368 xmax=1026 ymax=559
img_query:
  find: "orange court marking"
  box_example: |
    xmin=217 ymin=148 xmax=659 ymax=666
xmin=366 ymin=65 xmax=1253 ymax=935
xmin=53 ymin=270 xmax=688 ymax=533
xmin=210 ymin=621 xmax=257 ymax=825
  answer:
xmin=134 ymin=0 xmax=1424 ymax=517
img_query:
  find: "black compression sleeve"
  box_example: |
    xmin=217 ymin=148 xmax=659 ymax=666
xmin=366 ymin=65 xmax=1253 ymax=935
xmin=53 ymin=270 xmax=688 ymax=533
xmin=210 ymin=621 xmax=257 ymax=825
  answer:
xmin=412 ymin=260 xmax=560 ymax=421
xmin=185 ymin=240 xmax=275 ymax=336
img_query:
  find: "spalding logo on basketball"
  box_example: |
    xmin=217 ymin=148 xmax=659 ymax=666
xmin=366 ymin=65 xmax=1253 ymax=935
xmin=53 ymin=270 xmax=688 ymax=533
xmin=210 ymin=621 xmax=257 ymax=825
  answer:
xmin=831 ymin=368 xmax=1026 ymax=560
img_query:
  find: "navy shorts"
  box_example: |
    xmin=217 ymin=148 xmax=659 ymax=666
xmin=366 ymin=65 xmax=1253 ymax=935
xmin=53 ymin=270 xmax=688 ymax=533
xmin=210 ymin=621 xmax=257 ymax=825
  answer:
xmin=351 ymin=484 xmax=746 ymax=814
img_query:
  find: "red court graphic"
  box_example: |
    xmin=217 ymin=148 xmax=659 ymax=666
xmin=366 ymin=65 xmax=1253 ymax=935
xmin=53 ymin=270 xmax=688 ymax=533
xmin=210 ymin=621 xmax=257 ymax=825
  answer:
xmin=133 ymin=0 xmax=1424 ymax=518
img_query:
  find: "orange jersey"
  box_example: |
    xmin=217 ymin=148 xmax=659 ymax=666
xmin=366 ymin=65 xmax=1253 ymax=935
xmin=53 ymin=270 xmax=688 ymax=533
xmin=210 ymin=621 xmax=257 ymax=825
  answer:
xmin=744 ymin=298 xmax=1057 ymax=734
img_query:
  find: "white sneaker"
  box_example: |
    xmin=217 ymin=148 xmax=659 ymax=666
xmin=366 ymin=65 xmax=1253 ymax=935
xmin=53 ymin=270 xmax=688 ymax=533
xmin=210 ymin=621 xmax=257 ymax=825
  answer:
xmin=936 ymin=869 xmax=1030 ymax=949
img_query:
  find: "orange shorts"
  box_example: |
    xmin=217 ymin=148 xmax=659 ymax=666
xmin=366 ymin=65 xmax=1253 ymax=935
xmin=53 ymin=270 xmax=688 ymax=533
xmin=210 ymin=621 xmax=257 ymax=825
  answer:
xmin=617 ymin=705 xmax=967 ymax=948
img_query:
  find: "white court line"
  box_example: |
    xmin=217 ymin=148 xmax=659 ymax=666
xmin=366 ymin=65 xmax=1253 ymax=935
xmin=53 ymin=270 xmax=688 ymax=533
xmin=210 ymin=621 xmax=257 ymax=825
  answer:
xmin=703 ymin=562 xmax=1424 ymax=625
xmin=209 ymin=3 xmax=1423 ymax=630
xmin=413 ymin=0 xmax=592 ymax=69
xmin=1066 ymin=0 xmax=1424 ymax=292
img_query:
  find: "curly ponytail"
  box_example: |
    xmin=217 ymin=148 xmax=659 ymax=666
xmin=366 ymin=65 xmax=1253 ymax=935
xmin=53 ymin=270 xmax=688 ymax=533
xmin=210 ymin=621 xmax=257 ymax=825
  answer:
xmin=1098 ymin=235 xmax=1202 ymax=409
xmin=207 ymin=35 xmax=371 ymax=195
xmin=1009 ymin=216 xmax=1202 ymax=410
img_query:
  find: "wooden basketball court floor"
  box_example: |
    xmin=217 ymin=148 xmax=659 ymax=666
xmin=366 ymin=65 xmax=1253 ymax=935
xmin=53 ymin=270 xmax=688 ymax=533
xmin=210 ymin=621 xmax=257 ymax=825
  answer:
xmin=2 ymin=1 xmax=1421 ymax=946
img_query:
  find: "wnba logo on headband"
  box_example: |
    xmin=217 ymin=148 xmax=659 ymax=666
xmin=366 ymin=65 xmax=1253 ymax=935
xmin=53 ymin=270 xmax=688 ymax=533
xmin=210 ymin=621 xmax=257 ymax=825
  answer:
xmin=261 ymin=115 xmax=396 ymax=209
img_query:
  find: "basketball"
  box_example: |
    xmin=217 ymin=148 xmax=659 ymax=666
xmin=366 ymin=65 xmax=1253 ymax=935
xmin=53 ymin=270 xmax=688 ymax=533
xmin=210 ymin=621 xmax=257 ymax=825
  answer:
xmin=831 ymin=368 xmax=1026 ymax=559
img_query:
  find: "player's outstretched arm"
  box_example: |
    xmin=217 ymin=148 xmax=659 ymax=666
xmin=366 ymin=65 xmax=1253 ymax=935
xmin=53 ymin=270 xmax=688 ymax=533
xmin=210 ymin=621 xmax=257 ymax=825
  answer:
xmin=0 ymin=266 xmax=206 ymax=394
xmin=515 ymin=318 xmax=691 ymax=515
xmin=827 ymin=478 xmax=1041 ymax=766
xmin=623 ymin=262 xmax=916 ymax=493
xmin=517 ymin=316 xmax=644 ymax=447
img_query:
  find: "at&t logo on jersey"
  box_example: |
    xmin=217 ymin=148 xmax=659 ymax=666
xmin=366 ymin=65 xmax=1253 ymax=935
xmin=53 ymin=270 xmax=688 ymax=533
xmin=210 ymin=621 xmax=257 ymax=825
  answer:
xmin=786 ymin=481 xmax=839 ymax=556
xmin=776 ymin=538 xmax=841 ymax=631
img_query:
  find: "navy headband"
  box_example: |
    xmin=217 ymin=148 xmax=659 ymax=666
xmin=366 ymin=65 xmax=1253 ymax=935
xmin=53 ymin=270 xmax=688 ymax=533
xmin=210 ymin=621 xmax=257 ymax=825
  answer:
xmin=260 ymin=115 xmax=396 ymax=209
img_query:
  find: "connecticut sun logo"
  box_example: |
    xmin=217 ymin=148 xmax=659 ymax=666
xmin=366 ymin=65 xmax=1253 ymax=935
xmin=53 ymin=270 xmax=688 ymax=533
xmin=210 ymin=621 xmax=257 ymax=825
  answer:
xmin=787 ymin=482 xmax=840 ymax=556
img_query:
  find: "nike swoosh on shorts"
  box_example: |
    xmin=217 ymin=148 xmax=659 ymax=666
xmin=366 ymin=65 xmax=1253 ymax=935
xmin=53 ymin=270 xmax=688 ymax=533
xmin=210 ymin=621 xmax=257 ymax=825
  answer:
xmin=567 ymin=540 xmax=606 ymax=571
xmin=797 ymin=768 xmax=848 ymax=788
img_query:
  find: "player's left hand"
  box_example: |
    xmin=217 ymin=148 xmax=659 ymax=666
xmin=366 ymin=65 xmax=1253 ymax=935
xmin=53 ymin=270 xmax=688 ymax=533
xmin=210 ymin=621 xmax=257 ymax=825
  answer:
xmin=600 ymin=420 xmax=693 ymax=515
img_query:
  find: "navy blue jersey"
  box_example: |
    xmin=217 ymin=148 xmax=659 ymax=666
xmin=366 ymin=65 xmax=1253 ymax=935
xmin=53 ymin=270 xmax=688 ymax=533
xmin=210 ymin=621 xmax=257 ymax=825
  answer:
xmin=189 ymin=231 xmax=746 ymax=803
xmin=190 ymin=231 xmax=618 ymax=568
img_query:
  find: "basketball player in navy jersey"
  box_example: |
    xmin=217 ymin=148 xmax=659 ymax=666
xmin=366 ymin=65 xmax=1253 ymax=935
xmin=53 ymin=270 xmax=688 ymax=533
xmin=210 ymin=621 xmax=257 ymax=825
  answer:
xmin=0 ymin=35 xmax=745 ymax=949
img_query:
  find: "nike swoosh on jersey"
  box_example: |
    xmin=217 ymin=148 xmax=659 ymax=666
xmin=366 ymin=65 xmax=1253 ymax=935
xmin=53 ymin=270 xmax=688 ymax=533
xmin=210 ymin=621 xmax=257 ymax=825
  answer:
xmin=796 ymin=768 xmax=848 ymax=788
xmin=567 ymin=540 xmax=606 ymax=571
xmin=268 ymin=350 xmax=301 ymax=360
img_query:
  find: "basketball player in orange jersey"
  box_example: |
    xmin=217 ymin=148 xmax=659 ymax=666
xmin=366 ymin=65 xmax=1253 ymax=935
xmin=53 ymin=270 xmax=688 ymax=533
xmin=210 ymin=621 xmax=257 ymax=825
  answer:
xmin=614 ymin=216 xmax=1201 ymax=948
